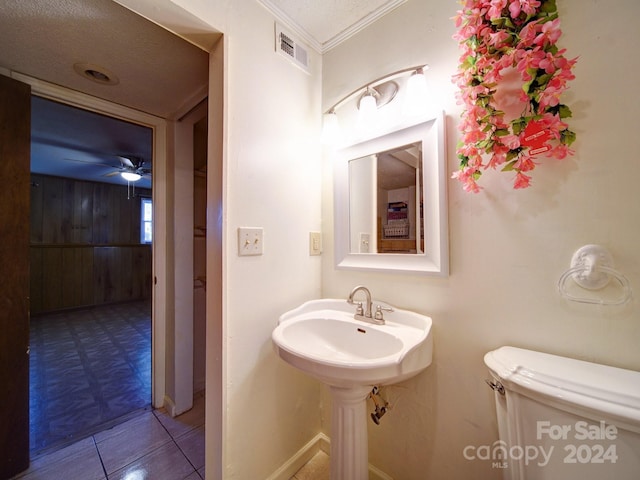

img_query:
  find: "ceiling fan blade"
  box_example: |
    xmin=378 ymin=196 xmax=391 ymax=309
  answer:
xmin=119 ymin=156 xmax=136 ymax=168
xmin=64 ymin=158 xmax=119 ymax=169
xmin=103 ymin=171 xmax=122 ymax=177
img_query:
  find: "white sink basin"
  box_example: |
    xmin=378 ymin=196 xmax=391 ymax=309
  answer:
xmin=272 ymin=299 xmax=433 ymax=387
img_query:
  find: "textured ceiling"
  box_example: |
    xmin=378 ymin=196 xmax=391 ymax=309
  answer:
xmin=0 ymin=0 xmax=210 ymax=119
xmin=0 ymin=0 xmax=404 ymax=186
xmin=0 ymin=0 xmax=210 ymax=186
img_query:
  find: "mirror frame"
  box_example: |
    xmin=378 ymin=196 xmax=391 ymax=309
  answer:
xmin=334 ymin=112 xmax=448 ymax=275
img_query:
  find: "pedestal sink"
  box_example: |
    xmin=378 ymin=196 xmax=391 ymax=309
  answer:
xmin=272 ymin=296 xmax=433 ymax=480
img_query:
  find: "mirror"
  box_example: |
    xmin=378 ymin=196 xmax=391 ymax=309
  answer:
xmin=349 ymin=142 xmax=423 ymax=254
xmin=334 ymin=113 xmax=448 ymax=275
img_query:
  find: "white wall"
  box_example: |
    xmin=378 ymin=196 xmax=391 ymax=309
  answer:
xmin=171 ymin=1 xmax=324 ymax=479
xmin=221 ymin=6 xmax=324 ymax=480
xmin=119 ymin=0 xmax=324 ymax=478
xmin=322 ymin=0 xmax=640 ymax=479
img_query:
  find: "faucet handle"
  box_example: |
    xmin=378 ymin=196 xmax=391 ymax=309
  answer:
xmin=374 ymin=305 xmax=393 ymax=321
xmin=354 ymin=302 xmax=364 ymax=316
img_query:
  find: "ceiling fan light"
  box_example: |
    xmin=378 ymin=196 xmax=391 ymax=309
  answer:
xmin=121 ymin=171 xmax=142 ymax=182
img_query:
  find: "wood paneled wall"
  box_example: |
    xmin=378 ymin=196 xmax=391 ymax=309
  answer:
xmin=30 ymin=174 xmax=152 ymax=314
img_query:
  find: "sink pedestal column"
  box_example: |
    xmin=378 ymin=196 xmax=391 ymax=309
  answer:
xmin=329 ymin=385 xmax=372 ymax=480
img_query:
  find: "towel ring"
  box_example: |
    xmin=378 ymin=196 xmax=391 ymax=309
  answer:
xmin=557 ymin=245 xmax=632 ymax=306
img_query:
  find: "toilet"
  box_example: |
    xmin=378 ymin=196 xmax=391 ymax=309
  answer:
xmin=484 ymin=346 xmax=640 ymax=480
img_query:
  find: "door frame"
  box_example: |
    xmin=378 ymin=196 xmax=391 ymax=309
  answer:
xmin=13 ymin=72 xmax=168 ymax=408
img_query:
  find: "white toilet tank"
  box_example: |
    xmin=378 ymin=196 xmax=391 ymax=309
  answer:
xmin=484 ymin=346 xmax=640 ymax=480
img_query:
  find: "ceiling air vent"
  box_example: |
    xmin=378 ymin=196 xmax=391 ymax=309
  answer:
xmin=275 ymin=23 xmax=310 ymax=74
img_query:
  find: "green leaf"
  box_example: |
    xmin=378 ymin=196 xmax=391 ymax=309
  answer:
xmin=462 ymin=55 xmax=475 ymax=69
xmin=536 ymin=73 xmax=552 ymax=86
xmin=538 ymin=12 xmax=559 ymax=23
xmin=501 ymin=160 xmax=517 ymax=172
xmin=506 ymin=150 xmax=521 ymax=162
xmin=561 ymin=129 xmax=577 ymax=146
xmin=558 ymin=105 xmax=572 ymax=119
xmin=478 ymin=139 xmax=494 ymax=151
xmin=511 ymin=118 xmax=527 ymax=135
xmin=540 ymin=0 xmax=558 ymax=14
xmin=477 ymin=96 xmax=490 ymax=108
xmin=494 ymin=129 xmax=510 ymax=137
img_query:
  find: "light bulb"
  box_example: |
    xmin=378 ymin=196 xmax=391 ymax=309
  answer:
xmin=403 ymin=68 xmax=429 ymax=117
xmin=321 ymin=111 xmax=340 ymax=145
xmin=121 ymin=171 xmax=142 ymax=182
xmin=359 ymin=92 xmax=377 ymax=118
xmin=357 ymin=90 xmax=378 ymax=132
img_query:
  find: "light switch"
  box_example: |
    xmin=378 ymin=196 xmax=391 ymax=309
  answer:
xmin=359 ymin=233 xmax=370 ymax=253
xmin=238 ymin=227 xmax=263 ymax=256
xmin=309 ymin=232 xmax=322 ymax=256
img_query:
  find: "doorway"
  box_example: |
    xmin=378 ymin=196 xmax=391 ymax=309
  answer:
xmin=0 ymin=0 xmax=222 ymax=475
xmin=28 ymin=96 xmax=155 ymax=454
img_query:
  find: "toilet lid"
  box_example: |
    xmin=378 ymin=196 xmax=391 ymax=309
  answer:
xmin=484 ymin=346 xmax=640 ymax=426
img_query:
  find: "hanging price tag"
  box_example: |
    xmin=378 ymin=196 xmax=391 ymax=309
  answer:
xmin=521 ymin=120 xmax=551 ymax=155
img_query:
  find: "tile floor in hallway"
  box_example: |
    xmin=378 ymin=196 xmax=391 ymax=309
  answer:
xmin=11 ymin=394 xmax=205 ymax=480
xmin=24 ymin=301 xmax=326 ymax=479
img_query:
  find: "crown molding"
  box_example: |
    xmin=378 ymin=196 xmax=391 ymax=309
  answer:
xmin=257 ymin=0 xmax=407 ymax=54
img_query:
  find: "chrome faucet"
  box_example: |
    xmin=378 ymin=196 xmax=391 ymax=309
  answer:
xmin=347 ymin=285 xmax=372 ymax=318
xmin=347 ymin=285 xmax=389 ymax=324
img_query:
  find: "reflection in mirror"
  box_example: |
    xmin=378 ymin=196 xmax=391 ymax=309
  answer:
xmin=334 ymin=113 xmax=448 ymax=275
xmin=349 ymin=142 xmax=423 ymax=254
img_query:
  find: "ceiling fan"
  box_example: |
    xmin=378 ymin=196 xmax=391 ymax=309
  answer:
xmin=64 ymin=154 xmax=152 ymax=182
xmin=103 ymin=155 xmax=151 ymax=182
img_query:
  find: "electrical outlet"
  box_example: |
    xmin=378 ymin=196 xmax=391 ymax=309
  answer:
xmin=309 ymin=232 xmax=322 ymax=256
xmin=238 ymin=227 xmax=263 ymax=256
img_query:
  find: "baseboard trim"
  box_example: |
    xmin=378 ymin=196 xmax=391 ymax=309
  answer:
xmin=266 ymin=433 xmax=329 ymax=480
xmin=266 ymin=432 xmax=393 ymax=480
xmin=369 ymin=463 xmax=394 ymax=480
xmin=163 ymin=395 xmax=177 ymax=417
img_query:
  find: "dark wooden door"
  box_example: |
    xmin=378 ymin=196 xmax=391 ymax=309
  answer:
xmin=0 ymin=75 xmax=31 ymax=478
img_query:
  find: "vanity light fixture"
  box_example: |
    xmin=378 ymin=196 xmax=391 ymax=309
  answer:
xmin=322 ymin=64 xmax=430 ymax=144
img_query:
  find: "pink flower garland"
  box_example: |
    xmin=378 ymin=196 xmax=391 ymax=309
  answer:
xmin=452 ymin=0 xmax=577 ymax=193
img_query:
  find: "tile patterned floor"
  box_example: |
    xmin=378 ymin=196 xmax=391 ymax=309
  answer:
xmin=24 ymin=300 xmax=321 ymax=479
xmin=29 ymin=301 xmax=152 ymax=455
xmin=11 ymin=394 xmax=206 ymax=480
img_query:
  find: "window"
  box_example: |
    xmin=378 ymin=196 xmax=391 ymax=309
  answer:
xmin=141 ymin=198 xmax=152 ymax=244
